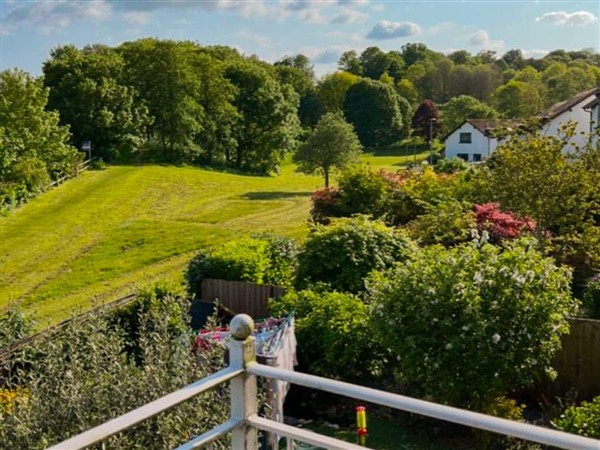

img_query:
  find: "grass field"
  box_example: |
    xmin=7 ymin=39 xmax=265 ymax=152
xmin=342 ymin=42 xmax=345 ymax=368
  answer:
xmin=0 ymin=151 xmax=427 ymax=327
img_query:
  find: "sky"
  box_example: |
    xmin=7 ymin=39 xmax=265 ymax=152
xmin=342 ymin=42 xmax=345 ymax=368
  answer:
xmin=1 ymin=0 xmax=599 ymax=77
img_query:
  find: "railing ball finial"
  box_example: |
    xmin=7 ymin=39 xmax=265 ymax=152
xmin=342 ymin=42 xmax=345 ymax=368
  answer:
xmin=230 ymin=314 xmax=254 ymax=340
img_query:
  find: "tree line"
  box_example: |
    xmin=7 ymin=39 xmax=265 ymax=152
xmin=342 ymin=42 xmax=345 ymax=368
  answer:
xmin=1 ymin=40 xmax=599 ymax=208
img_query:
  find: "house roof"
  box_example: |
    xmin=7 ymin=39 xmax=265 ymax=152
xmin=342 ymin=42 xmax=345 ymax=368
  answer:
xmin=583 ymin=95 xmax=599 ymax=111
xmin=443 ymin=119 xmax=517 ymax=141
xmin=540 ymin=87 xmax=600 ymax=120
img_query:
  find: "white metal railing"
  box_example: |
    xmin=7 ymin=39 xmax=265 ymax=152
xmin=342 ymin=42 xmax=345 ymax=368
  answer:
xmin=49 ymin=314 xmax=600 ymax=450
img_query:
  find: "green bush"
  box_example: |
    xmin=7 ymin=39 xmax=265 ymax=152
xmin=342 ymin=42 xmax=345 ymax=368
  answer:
xmin=555 ymin=397 xmax=600 ymax=438
xmin=269 ymin=289 xmax=388 ymax=381
xmin=368 ymin=240 xmax=576 ymax=409
xmin=434 ymin=157 xmax=469 ymax=174
xmin=296 ymin=216 xmax=417 ymax=293
xmin=336 ymin=165 xmax=389 ymax=217
xmin=407 ymin=200 xmax=476 ymax=246
xmin=186 ymin=235 xmax=298 ymax=297
xmin=0 ymin=287 xmax=232 ymax=449
xmin=582 ymin=275 xmax=600 ymax=319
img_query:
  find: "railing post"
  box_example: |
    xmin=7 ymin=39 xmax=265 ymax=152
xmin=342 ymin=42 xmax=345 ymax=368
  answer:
xmin=229 ymin=314 xmax=258 ymax=449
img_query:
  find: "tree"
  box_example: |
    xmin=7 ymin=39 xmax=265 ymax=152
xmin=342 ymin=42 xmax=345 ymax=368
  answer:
xmin=43 ymin=44 xmax=151 ymax=161
xmin=448 ymin=50 xmax=473 ymax=65
xmin=343 ymin=79 xmax=405 ymax=148
xmin=440 ymin=95 xmax=498 ymax=132
xmin=492 ymin=80 xmax=541 ymax=118
xmin=0 ymin=69 xmax=78 ymax=191
xmin=226 ymin=61 xmax=301 ymax=173
xmin=359 ymin=47 xmax=404 ymax=81
xmin=338 ymin=50 xmax=363 ymax=75
xmin=293 ymin=113 xmax=361 ymax=187
xmin=317 ymin=71 xmax=360 ymax=113
xmin=119 ymin=39 xmax=206 ymax=160
xmin=411 ymin=99 xmax=441 ymax=142
xmin=502 ymin=49 xmax=525 ymax=70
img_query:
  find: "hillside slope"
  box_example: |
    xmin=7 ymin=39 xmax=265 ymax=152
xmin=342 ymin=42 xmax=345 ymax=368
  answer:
xmin=0 ymin=153 xmax=424 ymax=326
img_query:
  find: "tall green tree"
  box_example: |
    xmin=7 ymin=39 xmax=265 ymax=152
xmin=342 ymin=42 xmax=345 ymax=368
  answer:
xmin=492 ymin=80 xmax=541 ymax=118
xmin=43 ymin=44 xmax=151 ymax=161
xmin=119 ymin=39 xmax=206 ymax=161
xmin=293 ymin=113 xmax=362 ymax=187
xmin=338 ymin=50 xmax=363 ymax=76
xmin=440 ymin=95 xmax=498 ymax=132
xmin=0 ymin=69 xmax=78 ymax=205
xmin=317 ymin=71 xmax=360 ymax=113
xmin=343 ymin=79 xmax=405 ymax=148
xmin=226 ymin=61 xmax=301 ymax=173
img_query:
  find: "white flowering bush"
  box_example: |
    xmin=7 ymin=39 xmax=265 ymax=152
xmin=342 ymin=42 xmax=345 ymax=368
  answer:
xmin=368 ymin=240 xmax=577 ymax=409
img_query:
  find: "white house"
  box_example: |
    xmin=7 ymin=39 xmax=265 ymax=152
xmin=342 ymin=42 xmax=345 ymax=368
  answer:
xmin=583 ymin=93 xmax=600 ymax=146
xmin=443 ymin=119 xmax=514 ymax=162
xmin=539 ymin=87 xmax=600 ymax=152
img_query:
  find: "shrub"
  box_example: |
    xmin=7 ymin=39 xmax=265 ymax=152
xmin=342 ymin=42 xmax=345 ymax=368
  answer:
xmin=186 ymin=235 xmax=298 ymax=297
xmin=0 ymin=288 xmax=232 ymax=449
xmin=555 ymin=396 xmax=600 ymax=438
xmin=474 ymin=203 xmax=536 ymax=243
xmin=251 ymin=233 xmax=298 ymax=286
xmin=269 ymin=289 xmax=388 ymax=381
xmin=434 ymin=157 xmax=469 ymax=174
xmin=582 ymin=275 xmax=600 ymax=319
xmin=336 ymin=165 xmax=389 ymax=217
xmin=407 ymin=200 xmax=476 ymax=247
xmin=296 ymin=216 xmax=417 ymax=293
xmin=368 ymin=240 xmax=576 ymax=409
xmin=309 ymin=186 xmax=343 ymax=224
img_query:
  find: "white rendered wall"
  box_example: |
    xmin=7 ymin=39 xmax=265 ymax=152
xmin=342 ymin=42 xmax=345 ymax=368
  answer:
xmin=444 ymin=122 xmax=497 ymax=162
xmin=541 ymin=94 xmax=596 ymax=152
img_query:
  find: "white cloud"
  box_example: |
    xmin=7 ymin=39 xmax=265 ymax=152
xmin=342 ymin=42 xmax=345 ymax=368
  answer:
xmin=235 ymin=30 xmax=270 ymax=48
xmin=299 ymin=8 xmax=328 ymax=24
xmin=536 ymin=11 xmax=597 ymax=27
xmin=1 ymin=0 xmax=111 ymax=34
xmin=122 ymin=11 xmax=151 ymax=26
xmin=467 ymin=29 xmax=504 ymax=50
xmin=330 ymin=9 xmax=367 ymax=24
xmin=371 ymin=3 xmax=385 ymax=12
xmin=366 ymin=20 xmax=421 ymax=40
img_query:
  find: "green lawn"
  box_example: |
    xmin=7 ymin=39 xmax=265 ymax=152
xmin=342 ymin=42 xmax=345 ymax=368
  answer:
xmin=0 ymin=152 xmax=427 ymax=327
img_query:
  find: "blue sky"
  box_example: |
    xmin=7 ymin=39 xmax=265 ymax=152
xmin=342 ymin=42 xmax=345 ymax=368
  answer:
xmin=1 ymin=0 xmax=599 ymax=76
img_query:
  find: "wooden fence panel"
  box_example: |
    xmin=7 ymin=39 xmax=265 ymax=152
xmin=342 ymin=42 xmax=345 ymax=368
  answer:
xmin=200 ymin=278 xmax=286 ymax=318
xmin=547 ymin=318 xmax=600 ymax=399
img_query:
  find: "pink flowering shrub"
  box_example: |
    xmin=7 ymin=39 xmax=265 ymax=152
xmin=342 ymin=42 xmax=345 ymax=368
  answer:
xmin=475 ymin=202 xmax=535 ymax=242
xmin=309 ymin=186 xmax=343 ymax=224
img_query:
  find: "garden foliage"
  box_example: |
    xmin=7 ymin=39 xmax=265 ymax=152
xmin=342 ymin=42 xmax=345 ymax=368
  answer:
xmin=555 ymin=396 xmax=600 ymax=439
xmin=0 ymin=284 xmax=231 ymax=449
xmin=187 ymin=235 xmax=298 ymax=296
xmin=296 ymin=216 xmax=417 ymax=293
xmin=270 ymin=289 xmax=388 ymax=381
xmin=368 ymin=240 xmax=577 ymax=409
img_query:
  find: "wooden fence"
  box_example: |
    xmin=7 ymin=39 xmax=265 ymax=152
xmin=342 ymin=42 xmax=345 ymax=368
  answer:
xmin=546 ymin=318 xmax=600 ymax=399
xmin=200 ymin=278 xmax=286 ymax=319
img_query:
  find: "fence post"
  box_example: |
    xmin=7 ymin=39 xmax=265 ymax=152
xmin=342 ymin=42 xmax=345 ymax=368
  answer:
xmin=229 ymin=314 xmax=258 ymax=449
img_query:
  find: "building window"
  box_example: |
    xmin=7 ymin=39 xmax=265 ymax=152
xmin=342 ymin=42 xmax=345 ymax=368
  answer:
xmin=473 ymin=154 xmax=482 ymax=162
xmin=457 ymin=153 xmax=469 ymax=161
xmin=459 ymin=132 xmax=472 ymax=143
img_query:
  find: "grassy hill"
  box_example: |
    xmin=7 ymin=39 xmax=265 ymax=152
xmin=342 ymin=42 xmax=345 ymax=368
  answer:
xmin=0 ymin=151 xmax=426 ymax=327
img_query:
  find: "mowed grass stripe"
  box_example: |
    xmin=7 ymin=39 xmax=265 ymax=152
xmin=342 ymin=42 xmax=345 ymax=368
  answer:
xmin=1 ymin=152 xmax=427 ymax=326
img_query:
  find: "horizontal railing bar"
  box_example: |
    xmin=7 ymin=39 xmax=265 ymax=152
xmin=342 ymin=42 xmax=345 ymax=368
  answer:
xmin=173 ymin=418 xmax=241 ymax=450
xmin=248 ymin=415 xmax=368 ymax=450
xmin=247 ymin=363 xmax=600 ymax=450
xmin=47 ymin=366 xmax=242 ymax=450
